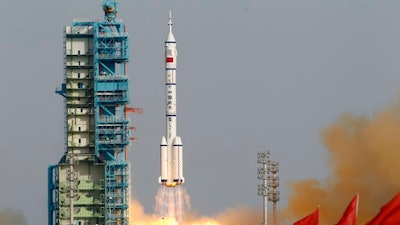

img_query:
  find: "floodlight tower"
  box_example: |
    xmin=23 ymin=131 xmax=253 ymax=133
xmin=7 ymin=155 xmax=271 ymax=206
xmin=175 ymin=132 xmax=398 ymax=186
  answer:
xmin=268 ymin=161 xmax=280 ymax=225
xmin=258 ymin=151 xmax=271 ymax=225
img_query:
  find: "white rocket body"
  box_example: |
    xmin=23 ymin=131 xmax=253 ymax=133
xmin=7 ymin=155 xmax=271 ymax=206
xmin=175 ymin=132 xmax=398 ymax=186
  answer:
xmin=159 ymin=12 xmax=184 ymax=187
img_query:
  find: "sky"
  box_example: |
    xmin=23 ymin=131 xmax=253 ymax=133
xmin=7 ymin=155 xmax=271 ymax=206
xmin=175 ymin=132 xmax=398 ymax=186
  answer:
xmin=1 ymin=0 xmax=400 ymax=225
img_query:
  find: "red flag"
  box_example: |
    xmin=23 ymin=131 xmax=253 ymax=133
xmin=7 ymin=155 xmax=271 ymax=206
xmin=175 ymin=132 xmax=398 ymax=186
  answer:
xmin=166 ymin=57 xmax=174 ymax=63
xmin=335 ymin=194 xmax=359 ymax=225
xmin=293 ymin=207 xmax=319 ymax=225
xmin=365 ymin=193 xmax=400 ymax=225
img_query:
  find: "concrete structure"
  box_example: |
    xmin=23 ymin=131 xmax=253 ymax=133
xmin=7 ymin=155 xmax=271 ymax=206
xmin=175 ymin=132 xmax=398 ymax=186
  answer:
xmin=48 ymin=1 xmax=139 ymax=225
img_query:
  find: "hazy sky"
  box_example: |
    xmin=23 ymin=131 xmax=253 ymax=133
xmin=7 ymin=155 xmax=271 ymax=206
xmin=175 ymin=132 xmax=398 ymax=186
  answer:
xmin=1 ymin=1 xmax=400 ymax=224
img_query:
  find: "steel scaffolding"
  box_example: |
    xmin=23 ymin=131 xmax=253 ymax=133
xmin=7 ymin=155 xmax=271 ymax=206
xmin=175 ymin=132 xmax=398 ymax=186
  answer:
xmin=49 ymin=1 xmax=136 ymax=225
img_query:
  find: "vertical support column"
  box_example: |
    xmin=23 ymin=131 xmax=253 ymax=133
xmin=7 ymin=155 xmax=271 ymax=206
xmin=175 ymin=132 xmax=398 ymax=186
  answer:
xmin=268 ymin=161 xmax=280 ymax=225
xmin=67 ymin=153 xmax=76 ymax=225
xmin=258 ymin=151 xmax=280 ymax=225
xmin=257 ymin=151 xmax=270 ymax=225
xmin=48 ymin=165 xmax=59 ymax=225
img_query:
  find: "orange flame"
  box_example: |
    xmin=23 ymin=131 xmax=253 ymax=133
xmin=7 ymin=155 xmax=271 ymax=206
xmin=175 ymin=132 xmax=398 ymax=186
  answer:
xmin=129 ymin=198 xmax=261 ymax=225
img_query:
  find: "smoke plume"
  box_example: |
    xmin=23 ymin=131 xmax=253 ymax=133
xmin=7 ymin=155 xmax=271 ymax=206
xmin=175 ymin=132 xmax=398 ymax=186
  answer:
xmin=0 ymin=208 xmax=26 ymax=225
xmin=130 ymin=192 xmax=261 ymax=225
xmin=282 ymin=100 xmax=400 ymax=225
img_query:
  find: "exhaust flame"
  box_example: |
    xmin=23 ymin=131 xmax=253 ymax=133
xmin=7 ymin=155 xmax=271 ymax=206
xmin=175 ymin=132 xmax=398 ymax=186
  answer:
xmin=130 ymin=186 xmax=261 ymax=225
xmin=154 ymin=186 xmax=191 ymax=224
xmin=282 ymin=100 xmax=400 ymax=225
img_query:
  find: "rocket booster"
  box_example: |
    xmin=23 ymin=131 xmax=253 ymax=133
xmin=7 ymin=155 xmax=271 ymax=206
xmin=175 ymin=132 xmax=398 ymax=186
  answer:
xmin=159 ymin=11 xmax=184 ymax=187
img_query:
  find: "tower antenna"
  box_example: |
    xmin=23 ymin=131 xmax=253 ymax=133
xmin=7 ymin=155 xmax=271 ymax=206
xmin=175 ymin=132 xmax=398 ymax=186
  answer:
xmin=103 ymin=0 xmax=118 ymax=22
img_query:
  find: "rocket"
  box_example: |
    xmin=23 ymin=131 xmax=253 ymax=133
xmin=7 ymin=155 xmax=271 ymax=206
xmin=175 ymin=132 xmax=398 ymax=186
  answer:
xmin=159 ymin=11 xmax=184 ymax=187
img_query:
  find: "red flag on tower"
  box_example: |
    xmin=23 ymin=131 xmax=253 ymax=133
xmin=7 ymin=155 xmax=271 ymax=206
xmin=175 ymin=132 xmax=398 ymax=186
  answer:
xmin=293 ymin=207 xmax=319 ymax=225
xmin=335 ymin=194 xmax=359 ymax=225
xmin=365 ymin=192 xmax=400 ymax=225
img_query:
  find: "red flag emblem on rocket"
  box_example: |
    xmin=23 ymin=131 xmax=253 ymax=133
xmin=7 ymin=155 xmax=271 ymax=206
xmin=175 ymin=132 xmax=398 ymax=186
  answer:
xmin=166 ymin=57 xmax=174 ymax=63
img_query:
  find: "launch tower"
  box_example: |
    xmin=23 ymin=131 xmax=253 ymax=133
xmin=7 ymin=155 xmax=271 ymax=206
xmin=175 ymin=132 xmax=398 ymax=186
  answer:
xmin=48 ymin=1 xmax=139 ymax=225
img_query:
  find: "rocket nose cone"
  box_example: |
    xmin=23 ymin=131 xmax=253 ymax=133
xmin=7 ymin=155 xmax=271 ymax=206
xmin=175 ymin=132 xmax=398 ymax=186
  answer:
xmin=167 ymin=32 xmax=175 ymax=42
xmin=161 ymin=136 xmax=167 ymax=145
xmin=175 ymin=136 xmax=182 ymax=145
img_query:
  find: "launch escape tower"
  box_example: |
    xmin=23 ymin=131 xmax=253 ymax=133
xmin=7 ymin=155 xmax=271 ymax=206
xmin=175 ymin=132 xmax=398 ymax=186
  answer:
xmin=48 ymin=1 xmax=139 ymax=225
